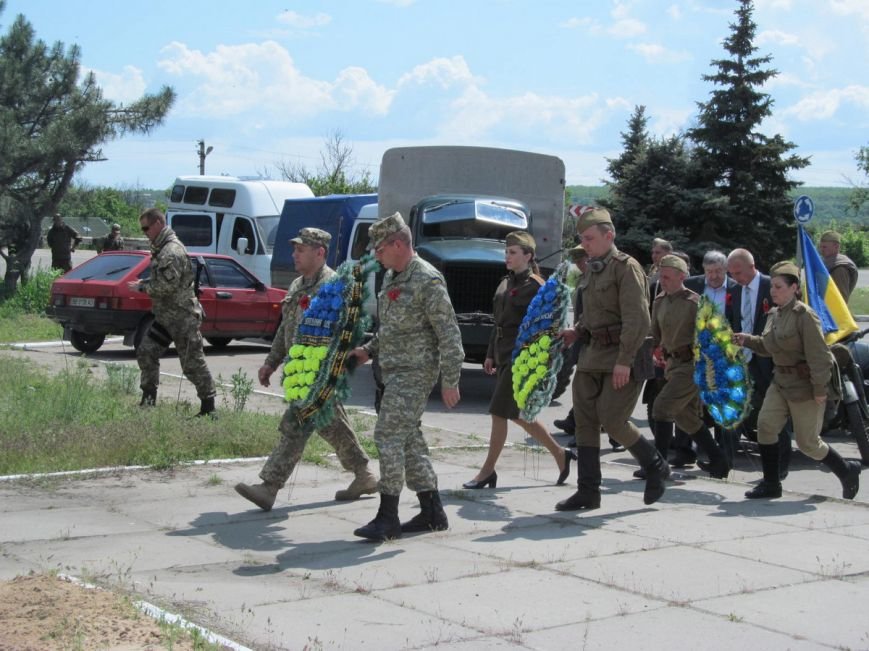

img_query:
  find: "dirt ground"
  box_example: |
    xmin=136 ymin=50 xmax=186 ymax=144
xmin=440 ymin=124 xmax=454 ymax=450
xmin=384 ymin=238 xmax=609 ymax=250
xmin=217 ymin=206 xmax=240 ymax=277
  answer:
xmin=0 ymin=573 xmax=210 ymax=651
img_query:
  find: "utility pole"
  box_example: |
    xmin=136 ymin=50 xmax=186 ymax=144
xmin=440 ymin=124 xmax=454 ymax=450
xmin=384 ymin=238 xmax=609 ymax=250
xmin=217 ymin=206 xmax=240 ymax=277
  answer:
xmin=197 ymin=140 xmax=213 ymax=175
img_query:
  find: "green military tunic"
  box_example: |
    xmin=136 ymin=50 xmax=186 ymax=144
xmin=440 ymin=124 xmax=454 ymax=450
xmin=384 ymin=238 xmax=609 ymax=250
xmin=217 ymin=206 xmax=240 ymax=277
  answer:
xmin=364 ymin=254 xmax=464 ymax=495
xmin=650 ymin=288 xmax=703 ymax=434
xmin=136 ymin=226 xmax=215 ymax=400
xmin=572 ymin=246 xmax=651 ymax=447
xmin=260 ymin=263 xmax=371 ymax=487
xmin=486 ymin=268 xmax=543 ymax=419
xmin=743 ymin=298 xmax=833 ymax=460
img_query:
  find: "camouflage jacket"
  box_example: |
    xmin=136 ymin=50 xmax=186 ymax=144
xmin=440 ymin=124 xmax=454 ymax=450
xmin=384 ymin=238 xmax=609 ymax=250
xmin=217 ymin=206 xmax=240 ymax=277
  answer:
xmin=264 ymin=264 xmax=335 ymax=369
xmin=46 ymin=224 xmax=82 ymax=259
xmin=364 ymin=255 xmax=464 ymax=387
xmin=142 ymin=226 xmax=202 ymax=323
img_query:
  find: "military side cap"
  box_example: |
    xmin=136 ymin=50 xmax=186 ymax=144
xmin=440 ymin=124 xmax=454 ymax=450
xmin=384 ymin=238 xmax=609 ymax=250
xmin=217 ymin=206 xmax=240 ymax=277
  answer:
xmin=369 ymin=212 xmax=406 ymax=249
xmin=576 ymin=207 xmax=612 ymax=233
xmin=820 ymin=230 xmax=842 ymax=243
xmin=506 ymin=230 xmax=536 ymax=251
xmin=770 ymin=261 xmax=800 ymax=279
xmin=290 ymin=227 xmax=331 ymax=248
xmin=568 ymin=244 xmax=587 ymax=260
xmin=658 ymin=254 xmax=688 ymax=274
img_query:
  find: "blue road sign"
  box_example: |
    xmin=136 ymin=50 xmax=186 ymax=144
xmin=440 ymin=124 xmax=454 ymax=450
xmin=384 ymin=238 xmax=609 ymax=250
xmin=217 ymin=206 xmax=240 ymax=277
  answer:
xmin=794 ymin=195 xmax=814 ymax=224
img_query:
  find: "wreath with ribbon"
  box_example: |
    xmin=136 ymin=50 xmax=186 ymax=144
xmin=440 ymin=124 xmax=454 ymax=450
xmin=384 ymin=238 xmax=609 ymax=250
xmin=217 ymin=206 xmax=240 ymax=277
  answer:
xmin=282 ymin=254 xmax=380 ymax=429
xmin=511 ymin=261 xmax=572 ymax=420
xmin=693 ymin=296 xmax=752 ymax=428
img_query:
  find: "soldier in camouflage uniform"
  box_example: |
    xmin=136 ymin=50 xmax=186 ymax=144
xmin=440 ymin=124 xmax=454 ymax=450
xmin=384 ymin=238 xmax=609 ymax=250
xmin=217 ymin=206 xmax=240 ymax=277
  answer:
xmin=644 ymin=255 xmax=731 ymax=480
xmin=349 ymin=212 xmax=464 ymax=541
xmin=46 ymin=213 xmax=82 ymax=272
xmin=556 ymin=208 xmax=669 ymax=511
xmin=234 ymin=228 xmax=378 ymax=511
xmin=130 ymin=209 xmax=216 ymax=416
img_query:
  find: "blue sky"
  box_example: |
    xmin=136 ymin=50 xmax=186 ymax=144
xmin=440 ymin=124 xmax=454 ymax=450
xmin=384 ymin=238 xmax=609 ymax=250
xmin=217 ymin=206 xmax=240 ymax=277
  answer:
xmin=4 ymin=0 xmax=869 ymax=190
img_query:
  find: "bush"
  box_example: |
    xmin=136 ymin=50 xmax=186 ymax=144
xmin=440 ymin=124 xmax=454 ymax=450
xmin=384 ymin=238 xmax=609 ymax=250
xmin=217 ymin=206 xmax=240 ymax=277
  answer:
xmin=0 ymin=268 xmax=60 ymax=317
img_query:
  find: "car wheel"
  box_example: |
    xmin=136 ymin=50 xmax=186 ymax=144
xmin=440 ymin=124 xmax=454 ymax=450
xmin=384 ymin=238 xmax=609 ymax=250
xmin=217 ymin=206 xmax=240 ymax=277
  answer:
xmin=205 ymin=337 xmax=232 ymax=349
xmin=69 ymin=330 xmax=105 ymax=354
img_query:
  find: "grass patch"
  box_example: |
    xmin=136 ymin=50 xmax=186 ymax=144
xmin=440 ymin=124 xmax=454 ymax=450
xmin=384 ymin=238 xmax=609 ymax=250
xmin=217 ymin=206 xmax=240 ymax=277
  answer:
xmin=0 ymin=313 xmax=62 ymax=343
xmin=848 ymin=286 xmax=869 ymax=316
xmin=0 ymin=355 xmax=375 ymax=475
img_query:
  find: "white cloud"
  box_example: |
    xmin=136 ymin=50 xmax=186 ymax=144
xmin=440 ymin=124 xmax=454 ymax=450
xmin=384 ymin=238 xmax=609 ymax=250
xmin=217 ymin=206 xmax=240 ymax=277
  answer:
xmin=757 ymin=29 xmax=799 ymax=47
xmin=158 ymin=41 xmax=393 ymax=118
xmin=560 ymin=16 xmax=599 ymax=30
xmin=628 ymin=42 xmax=691 ymax=63
xmin=667 ymin=4 xmax=682 ymax=20
xmin=784 ymin=85 xmax=869 ymax=120
xmin=754 ymin=0 xmax=795 ymax=10
xmin=649 ymin=108 xmax=694 ymax=137
xmin=397 ymin=56 xmax=480 ymax=89
xmin=560 ymin=5 xmax=644 ymax=37
xmin=84 ymin=65 xmax=147 ymax=104
xmin=829 ymin=0 xmax=869 ymax=22
xmin=276 ymin=11 xmax=331 ymax=29
xmin=764 ymin=71 xmax=813 ymax=89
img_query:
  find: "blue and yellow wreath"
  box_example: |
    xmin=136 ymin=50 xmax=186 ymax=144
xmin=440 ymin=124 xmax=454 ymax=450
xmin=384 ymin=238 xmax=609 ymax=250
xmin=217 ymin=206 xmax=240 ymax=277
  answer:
xmin=693 ymin=296 xmax=752 ymax=428
xmin=511 ymin=261 xmax=572 ymax=421
xmin=282 ymin=254 xmax=379 ymax=429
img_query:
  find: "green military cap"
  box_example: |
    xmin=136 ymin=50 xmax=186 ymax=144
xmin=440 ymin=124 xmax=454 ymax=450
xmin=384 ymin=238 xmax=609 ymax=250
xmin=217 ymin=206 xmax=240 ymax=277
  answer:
xmin=505 ymin=230 xmax=536 ymax=251
xmin=576 ymin=207 xmax=612 ymax=233
xmin=368 ymin=212 xmax=406 ymax=249
xmin=290 ymin=227 xmax=331 ymax=248
xmin=659 ymin=254 xmax=688 ymax=274
xmin=111 ymin=223 xmax=121 ymax=231
xmin=770 ymin=261 xmax=800 ymax=279
xmin=568 ymin=244 xmax=587 ymax=260
xmin=820 ymin=230 xmax=842 ymax=243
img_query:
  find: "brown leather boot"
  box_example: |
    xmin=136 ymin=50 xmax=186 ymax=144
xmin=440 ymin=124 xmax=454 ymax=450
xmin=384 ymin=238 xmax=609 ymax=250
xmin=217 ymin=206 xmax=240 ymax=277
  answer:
xmin=234 ymin=481 xmax=280 ymax=511
xmin=335 ymin=467 xmax=378 ymax=501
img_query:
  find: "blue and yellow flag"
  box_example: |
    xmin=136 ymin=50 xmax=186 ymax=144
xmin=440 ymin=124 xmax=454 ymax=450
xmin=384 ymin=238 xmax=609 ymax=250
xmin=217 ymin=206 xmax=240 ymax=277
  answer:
xmin=798 ymin=226 xmax=858 ymax=344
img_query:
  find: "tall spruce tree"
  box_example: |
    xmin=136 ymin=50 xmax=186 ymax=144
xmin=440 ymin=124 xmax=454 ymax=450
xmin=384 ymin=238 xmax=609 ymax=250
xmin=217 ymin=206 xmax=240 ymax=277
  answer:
xmin=0 ymin=1 xmax=174 ymax=295
xmin=687 ymin=0 xmax=808 ymax=267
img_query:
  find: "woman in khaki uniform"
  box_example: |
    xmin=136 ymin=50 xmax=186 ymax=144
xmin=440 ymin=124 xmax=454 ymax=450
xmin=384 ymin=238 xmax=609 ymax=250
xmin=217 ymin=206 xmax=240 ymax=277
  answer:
xmin=734 ymin=261 xmax=860 ymax=500
xmin=463 ymin=231 xmax=575 ymax=489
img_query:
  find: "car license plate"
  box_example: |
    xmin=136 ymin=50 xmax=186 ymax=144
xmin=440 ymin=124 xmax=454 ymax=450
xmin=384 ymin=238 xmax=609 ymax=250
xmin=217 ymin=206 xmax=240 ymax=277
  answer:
xmin=69 ymin=297 xmax=95 ymax=308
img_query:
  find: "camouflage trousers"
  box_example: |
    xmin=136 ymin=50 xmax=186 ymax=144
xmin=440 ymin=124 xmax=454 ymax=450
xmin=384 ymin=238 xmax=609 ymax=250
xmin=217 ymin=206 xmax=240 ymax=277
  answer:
xmin=260 ymin=402 xmax=370 ymax=486
xmin=137 ymin=317 xmax=215 ymax=400
xmin=375 ymin=370 xmax=439 ymax=496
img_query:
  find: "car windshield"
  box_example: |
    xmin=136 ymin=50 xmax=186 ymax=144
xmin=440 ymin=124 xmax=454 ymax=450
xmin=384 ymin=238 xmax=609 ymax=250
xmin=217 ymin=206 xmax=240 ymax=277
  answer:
xmin=64 ymin=254 xmax=144 ymax=281
xmin=421 ymin=200 xmax=528 ymax=240
xmin=257 ymin=215 xmax=280 ymax=254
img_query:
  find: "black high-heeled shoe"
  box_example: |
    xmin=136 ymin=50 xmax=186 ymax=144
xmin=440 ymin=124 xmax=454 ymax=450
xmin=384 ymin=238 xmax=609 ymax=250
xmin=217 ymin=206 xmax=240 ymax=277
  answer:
xmin=557 ymin=448 xmax=577 ymax=485
xmin=463 ymin=471 xmax=497 ymax=489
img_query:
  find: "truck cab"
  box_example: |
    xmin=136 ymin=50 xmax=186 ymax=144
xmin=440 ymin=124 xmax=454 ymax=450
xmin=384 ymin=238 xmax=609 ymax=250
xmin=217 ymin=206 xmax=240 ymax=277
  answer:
xmin=167 ymin=176 xmax=314 ymax=285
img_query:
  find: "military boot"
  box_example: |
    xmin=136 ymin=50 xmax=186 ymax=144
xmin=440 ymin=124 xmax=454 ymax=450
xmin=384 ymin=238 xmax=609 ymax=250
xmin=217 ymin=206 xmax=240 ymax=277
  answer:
xmin=401 ymin=490 xmax=449 ymax=533
xmin=234 ymin=481 xmax=280 ymax=511
xmin=195 ymin=396 xmax=217 ymax=418
xmin=139 ymin=389 xmax=156 ymax=407
xmin=627 ymin=437 xmax=670 ymax=505
xmin=634 ymin=421 xmax=673 ymax=479
xmin=354 ymin=493 xmax=402 ymax=541
xmin=779 ymin=430 xmax=792 ymax=480
xmin=556 ymin=446 xmax=602 ymax=511
xmin=745 ymin=442 xmax=782 ymax=499
xmin=694 ymin=426 xmax=732 ymax=479
xmin=820 ymin=447 xmax=861 ymax=500
xmin=335 ymin=466 xmax=379 ymax=501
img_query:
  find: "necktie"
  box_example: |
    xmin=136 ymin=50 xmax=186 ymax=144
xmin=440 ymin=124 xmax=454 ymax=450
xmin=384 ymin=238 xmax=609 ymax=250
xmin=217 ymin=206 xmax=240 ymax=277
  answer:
xmin=742 ymin=285 xmax=753 ymax=361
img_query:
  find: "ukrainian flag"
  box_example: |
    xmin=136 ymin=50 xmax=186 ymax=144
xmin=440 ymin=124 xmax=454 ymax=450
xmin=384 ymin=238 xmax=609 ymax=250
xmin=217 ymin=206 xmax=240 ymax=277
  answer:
xmin=798 ymin=226 xmax=858 ymax=344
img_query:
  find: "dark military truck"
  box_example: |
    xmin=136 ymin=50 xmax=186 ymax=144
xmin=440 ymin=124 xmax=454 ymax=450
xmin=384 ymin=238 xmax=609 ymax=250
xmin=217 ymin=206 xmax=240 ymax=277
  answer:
xmin=378 ymin=146 xmax=566 ymax=362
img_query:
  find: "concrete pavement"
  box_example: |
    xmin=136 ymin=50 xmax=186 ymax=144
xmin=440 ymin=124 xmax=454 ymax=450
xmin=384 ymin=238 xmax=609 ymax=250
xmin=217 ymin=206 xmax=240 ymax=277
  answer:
xmin=2 ymin=426 xmax=869 ymax=650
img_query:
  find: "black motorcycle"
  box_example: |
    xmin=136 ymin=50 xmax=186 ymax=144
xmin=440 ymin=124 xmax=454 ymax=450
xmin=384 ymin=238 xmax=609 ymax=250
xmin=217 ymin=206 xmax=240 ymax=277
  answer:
xmin=827 ymin=327 xmax=869 ymax=466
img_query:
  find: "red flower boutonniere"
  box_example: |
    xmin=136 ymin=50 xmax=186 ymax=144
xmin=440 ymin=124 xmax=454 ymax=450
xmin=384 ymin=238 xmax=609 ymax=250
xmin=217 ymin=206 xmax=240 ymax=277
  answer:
xmin=762 ymin=298 xmax=770 ymax=314
xmin=509 ymin=289 xmax=518 ymax=297
xmin=725 ymin=292 xmax=732 ymax=307
xmin=387 ymin=288 xmax=401 ymax=302
xmin=298 ymin=294 xmax=310 ymax=310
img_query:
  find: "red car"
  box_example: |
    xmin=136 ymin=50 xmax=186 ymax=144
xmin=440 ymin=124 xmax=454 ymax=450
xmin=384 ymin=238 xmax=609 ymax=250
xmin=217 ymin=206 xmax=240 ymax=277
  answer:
xmin=48 ymin=251 xmax=286 ymax=353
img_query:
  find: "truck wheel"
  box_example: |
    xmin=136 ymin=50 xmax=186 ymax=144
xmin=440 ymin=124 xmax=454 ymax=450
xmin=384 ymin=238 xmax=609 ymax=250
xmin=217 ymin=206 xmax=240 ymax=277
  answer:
xmin=845 ymin=401 xmax=869 ymax=466
xmin=205 ymin=337 xmax=232 ymax=349
xmin=69 ymin=330 xmax=105 ymax=354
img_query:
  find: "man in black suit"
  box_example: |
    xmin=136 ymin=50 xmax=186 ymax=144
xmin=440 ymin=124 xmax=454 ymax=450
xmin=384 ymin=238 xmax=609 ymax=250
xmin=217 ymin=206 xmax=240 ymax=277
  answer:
xmin=726 ymin=248 xmax=791 ymax=477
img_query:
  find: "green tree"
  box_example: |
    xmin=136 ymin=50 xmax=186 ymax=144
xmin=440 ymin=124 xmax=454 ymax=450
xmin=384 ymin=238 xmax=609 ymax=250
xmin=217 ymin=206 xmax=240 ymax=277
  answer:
xmin=269 ymin=129 xmax=376 ymax=196
xmin=0 ymin=1 xmax=175 ymax=295
xmin=851 ymin=144 xmax=869 ymax=216
xmin=686 ymin=0 xmax=808 ymax=267
xmin=58 ymin=183 xmax=142 ymax=234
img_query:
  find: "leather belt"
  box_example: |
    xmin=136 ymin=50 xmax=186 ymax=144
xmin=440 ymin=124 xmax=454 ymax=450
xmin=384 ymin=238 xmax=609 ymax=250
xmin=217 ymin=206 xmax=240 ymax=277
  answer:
xmin=578 ymin=325 xmax=621 ymax=347
xmin=775 ymin=362 xmax=811 ymax=379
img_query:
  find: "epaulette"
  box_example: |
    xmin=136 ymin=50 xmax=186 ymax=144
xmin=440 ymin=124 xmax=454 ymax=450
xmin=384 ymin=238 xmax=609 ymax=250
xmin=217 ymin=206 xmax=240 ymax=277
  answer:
xmin=793 ymin=301 xmax=807 ymax=314
xmin=684 ymin=289 xmax=700 ymax=304
xmin=612 ymin=250 xmax=631 ymax=264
